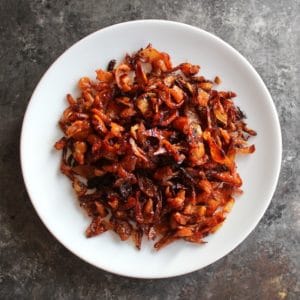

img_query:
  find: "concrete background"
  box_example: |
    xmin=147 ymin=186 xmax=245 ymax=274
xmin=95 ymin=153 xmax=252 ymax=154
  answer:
xmin=0 ymin=0 xmax=299 ymax=299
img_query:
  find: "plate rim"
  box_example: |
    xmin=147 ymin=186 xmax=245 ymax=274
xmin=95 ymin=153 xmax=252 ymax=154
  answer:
xmin=20 ymin=19 xmax=282 ymax=279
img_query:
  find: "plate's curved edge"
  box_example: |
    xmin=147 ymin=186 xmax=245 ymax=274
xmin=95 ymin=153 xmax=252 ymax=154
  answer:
xmin=20 ymin=19 xmax=282 ymax=279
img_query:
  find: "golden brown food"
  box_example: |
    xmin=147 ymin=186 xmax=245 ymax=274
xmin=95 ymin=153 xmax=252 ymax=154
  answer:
xmin=55 ymin=45 xmax=256 ymax=250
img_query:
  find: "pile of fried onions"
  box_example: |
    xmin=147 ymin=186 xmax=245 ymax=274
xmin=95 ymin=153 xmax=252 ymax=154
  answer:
xmin=55 ymin=45 xmax=256 ymax=250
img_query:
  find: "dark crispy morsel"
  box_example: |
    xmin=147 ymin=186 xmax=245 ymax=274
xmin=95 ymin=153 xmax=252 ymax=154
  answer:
xmin=107 ymin=59 xmax=116 ymax=71
xmin=55 ymin=44 xmax=256 ymax=250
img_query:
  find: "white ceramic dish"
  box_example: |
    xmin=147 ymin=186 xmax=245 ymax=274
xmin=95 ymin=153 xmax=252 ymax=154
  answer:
xmin=21 ymin=20 xmax=282 ymax=278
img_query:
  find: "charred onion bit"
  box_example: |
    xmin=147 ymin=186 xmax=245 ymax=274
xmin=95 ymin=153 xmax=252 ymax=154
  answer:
xmin=55 ymin=44 xmax=256 ymax=250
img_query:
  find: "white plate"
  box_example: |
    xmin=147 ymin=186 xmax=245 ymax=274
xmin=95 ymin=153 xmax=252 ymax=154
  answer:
xmin=21 ymin=20 xmax=282 ymax=278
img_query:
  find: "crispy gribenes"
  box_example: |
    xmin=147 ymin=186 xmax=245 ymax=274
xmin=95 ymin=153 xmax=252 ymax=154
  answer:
xmin=55 ymin=45 xmax=256 ymax=250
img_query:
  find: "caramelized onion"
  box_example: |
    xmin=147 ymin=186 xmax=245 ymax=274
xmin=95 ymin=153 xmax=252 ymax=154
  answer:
xmin=55 ymin=44 xmax=256 ymax=250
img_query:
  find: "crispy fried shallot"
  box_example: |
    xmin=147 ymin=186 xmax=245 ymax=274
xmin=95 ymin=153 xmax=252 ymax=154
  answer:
xmin=55 ymin=45 xmax=256 ymax=250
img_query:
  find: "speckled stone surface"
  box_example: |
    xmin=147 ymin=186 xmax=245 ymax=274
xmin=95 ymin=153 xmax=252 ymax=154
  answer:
xmin=0 ymin=0 xmax=299 ymax=299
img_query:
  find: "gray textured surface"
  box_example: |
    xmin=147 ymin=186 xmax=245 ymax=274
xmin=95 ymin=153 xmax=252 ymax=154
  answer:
xmin=0 ymin=0 xmax=299 ymax=299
